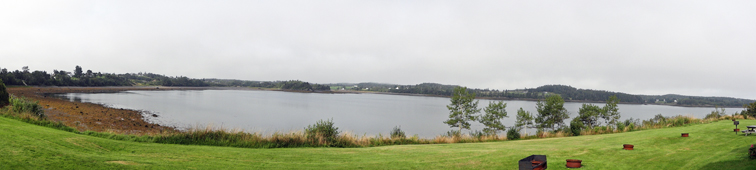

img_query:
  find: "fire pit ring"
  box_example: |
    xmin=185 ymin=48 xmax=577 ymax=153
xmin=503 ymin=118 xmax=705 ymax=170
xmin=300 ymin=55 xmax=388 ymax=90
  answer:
xmin=566 ymin=159 xmax=582 ymax=168
xmin=623 ymin=144 xmax=634 ymax=150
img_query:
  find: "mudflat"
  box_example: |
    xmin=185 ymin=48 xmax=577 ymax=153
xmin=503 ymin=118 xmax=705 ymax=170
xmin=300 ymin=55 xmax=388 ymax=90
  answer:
xmin=7 ymin=86 xmax=211 ymax=134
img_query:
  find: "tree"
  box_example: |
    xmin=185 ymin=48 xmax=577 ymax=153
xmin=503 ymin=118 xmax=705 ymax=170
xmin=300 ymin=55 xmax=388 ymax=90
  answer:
xmin=444 ymin=86 xmax=480 ymax=132
xmin=74 ymin=66 xmax=84 ymax=78
xmin=744 ymin=102 xmax=756 ymax=119
xmin=576 ymin=103 xmax=602 ymax=128
xmin=601 ymin=95 xmax=621 ymax=126
xmin=478 ymin=101 xmax=507 ymax=135
xmin=515 ymin=107 xmax=534 ymax=134
xmin=0 ymin=79 xmax=9 ymax=108
xmin=535 ymin=95 xmax=569 ymax=131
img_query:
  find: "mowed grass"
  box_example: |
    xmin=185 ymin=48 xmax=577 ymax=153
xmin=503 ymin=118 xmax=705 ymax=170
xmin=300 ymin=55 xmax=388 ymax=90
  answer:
xmin=1 ymin=116 xmax=755 ymax=170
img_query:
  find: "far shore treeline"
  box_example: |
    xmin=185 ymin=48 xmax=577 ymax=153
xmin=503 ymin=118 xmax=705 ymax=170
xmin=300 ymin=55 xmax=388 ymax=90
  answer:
xmin=0 ymin=65 xmax=752 ymax=107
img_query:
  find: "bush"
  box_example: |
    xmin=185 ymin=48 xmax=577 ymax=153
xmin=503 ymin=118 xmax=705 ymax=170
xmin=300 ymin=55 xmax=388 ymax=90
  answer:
xmin=305 ymin=119 xmax=340 ymax=146
xmin=569 ymin=121 xmax=583 ymax=136
xmin=627 ymin=123 xmax=635 ymax=131
xmin=616 ymin=122 xmax=626 ymax=132
xmin=507 ymin=127 xmax=521 ymax=140
xmin=0 ymin=80 xmax=8 ymax=108
xmin=10 ymin=96 xmax=44 ymax=118
xmin=390 ymin=126 xmax=406 ymax=139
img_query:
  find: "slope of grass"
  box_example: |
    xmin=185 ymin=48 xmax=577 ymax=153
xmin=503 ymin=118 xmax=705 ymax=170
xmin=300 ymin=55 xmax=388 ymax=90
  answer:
xmin=1 ymin=116 xmax=755 ymax=169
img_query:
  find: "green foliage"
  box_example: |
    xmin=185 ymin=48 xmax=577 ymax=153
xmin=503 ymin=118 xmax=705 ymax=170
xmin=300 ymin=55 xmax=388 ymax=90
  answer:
xmin=531 ymin=85 xmax=643 ymax=103
xmin=444 ymin=86 xmax=480 ymax=132
xmin=0 ymin=80 xmax=8 ymax=107
xmin=0 ymin=66 xmax=132 ymax=86
xmin=10 ymin=96 xmax=44 ymax=118
xmin=305 ymin=119 xmax=340 ymax=146
xmin=74 ymin=65 xmax=83 ymax=78
xmin=569 ymin=120 xmax=584 ymax=136
xmin=390 ymin=126 xmax=406 ymax=139
xmin=535 ymin=95 xmax=569 ymax=131
xmin=278 ymin=80 xmax=330 ymax=91
xmin=576 ymin=103 xmax=602 ymax=128
xmin=705 ymin=106 xmax=727 ymax=119
xmin=744 ymin=102 xmax=756 ymax=119
xmin=506 ymin=127 xmax=521 ymax=140
xmin=478 ymin=101 xmax=507 ymax=134
xmin=346 ymin=83 xmax=755 ymax=107
xmin=646 ymin=94 xmax=753 ymax=107
xmin=601 ymin=95 xmax=621 ymax=125
xmin=514 ymin=107 xmax=534 ymax=133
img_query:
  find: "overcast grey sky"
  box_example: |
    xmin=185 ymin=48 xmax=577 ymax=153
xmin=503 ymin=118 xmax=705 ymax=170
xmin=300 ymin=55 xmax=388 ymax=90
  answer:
xmin=2 ymin=1 xmax=755 ymax=99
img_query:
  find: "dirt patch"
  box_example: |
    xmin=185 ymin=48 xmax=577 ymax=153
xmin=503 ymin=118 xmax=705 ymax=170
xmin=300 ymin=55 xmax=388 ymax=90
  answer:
xmin=106 ymin=161 xmax=139 ymax=165
xmin=8 ymin=86 xmax=212 ymax=134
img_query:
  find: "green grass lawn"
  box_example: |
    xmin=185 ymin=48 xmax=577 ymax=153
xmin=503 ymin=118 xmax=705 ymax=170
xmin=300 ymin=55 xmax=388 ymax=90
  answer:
xmin=1 ymin=116 xmax=755 ymax=169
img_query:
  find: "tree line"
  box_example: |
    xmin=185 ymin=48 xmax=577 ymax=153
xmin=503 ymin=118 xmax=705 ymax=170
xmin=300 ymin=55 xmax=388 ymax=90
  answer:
xmin=0 ymin=66 xmax=132 ymax=86
xmin=340 ymin=83 xmax=753 ymax=107
xmin=444 ymin=86 xmax=627 ymax=138
xmin=0 ymin=66 xmax=329 ymax=90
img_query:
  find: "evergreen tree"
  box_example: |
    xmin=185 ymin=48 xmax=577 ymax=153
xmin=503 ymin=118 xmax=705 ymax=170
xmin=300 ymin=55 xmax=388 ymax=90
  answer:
xmin=444 ymin=86 xmax=480 ymax=132
xmin=601 ymin=95 xmax=621 ymax=126
xmin=576 ymin=103 xmax=602 ymax=128
xmin=535 ymin=95 xmax=569 ymax=131
xmin=515 ymin=107 xmax=534 ymax=134
xmin=478 ymin=101 xmax=507 ymax=135
xmin=744 ymin=102 xmax=756 ymax=119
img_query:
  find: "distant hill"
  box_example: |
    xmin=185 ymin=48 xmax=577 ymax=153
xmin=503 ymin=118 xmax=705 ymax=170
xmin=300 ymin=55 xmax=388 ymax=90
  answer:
xmin=337 ymin=83 xmax=753 ymax=107
xmin=3 ymin=66 xmax=751 ymax=107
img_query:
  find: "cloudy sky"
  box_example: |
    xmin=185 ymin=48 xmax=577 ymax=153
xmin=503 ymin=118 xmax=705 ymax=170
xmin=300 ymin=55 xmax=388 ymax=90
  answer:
xmin=2 ymin=1 xmax=755 ymax=99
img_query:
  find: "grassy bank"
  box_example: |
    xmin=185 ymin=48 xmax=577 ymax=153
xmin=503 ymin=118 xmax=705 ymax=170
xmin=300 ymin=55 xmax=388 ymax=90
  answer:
xmin=2 ymin=114 xmax=756 ymax=169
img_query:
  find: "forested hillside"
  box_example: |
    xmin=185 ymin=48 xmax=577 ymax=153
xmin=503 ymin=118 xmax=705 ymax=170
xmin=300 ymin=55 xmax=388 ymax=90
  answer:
xmin=2 ymin=66 xmax=751 ymax=106
xmin=0 ymin=66 xmax=328 ymax=91
xmin=338 ymin=83 xmax=753 ymax=107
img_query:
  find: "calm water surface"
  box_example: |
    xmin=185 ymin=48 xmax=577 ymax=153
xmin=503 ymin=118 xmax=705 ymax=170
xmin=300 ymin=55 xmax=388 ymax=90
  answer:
xmin=58 ymin=90 xmax=744 ymax=137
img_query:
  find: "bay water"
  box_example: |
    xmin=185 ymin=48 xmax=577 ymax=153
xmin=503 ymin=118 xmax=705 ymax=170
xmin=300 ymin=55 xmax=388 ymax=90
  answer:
xmin=57 ymin=90 xmax=744 ymax=137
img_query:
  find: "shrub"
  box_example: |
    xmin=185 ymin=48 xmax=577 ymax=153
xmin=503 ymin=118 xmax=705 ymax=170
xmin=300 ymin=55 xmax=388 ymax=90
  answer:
xmin=305 ymin=119 xmax=340 ymax=146
xmin=627 ymin=123 xmax=635 ymax=131
xmin=569 ymin=121 xmax=583 ymax=136
xmin=10 ymin=96 xmax=44 ymax=118
xmin=616 ymin=122 xmax=626 ymax=132
xmin=390 ymin=126 xmax=406 ymax=139
xmin=506 ymin=127 xmax=521 ymax=140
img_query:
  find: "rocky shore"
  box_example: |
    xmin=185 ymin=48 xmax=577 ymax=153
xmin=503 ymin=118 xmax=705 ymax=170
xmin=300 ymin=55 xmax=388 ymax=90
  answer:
xmin=7 ymin=86 xmax=212 ymax=134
